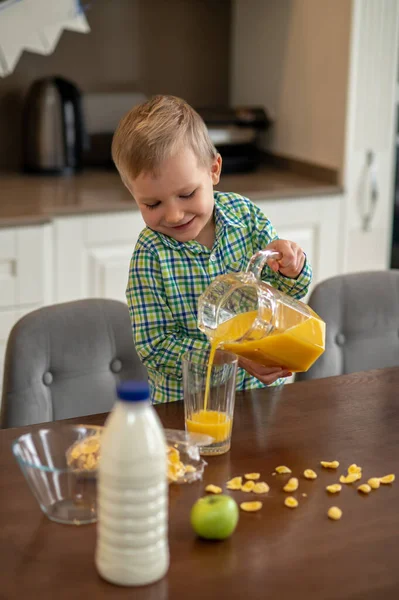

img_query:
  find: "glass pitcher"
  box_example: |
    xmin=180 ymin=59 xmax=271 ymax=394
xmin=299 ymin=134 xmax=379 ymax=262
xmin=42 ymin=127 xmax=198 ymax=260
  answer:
xmin=197 ymin=250 xmax=325 ymax=373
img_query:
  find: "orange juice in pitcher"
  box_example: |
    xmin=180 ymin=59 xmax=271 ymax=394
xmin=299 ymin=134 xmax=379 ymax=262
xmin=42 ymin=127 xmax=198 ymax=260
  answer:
xmin=198 ymin=249 xmax=326 ymax=374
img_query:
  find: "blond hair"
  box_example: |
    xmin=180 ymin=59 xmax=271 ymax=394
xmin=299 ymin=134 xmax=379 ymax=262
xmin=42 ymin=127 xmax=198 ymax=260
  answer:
xmin=111 ymin=95 xmax=217 ymax=181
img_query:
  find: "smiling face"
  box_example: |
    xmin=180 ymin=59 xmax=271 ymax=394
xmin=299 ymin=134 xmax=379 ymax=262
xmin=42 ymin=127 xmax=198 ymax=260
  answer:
xmin=126 ymin=147 xmax=222 ymax=247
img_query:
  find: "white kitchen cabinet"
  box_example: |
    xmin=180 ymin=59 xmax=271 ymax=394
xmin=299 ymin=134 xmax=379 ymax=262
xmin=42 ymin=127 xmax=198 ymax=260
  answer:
xmin=53 ymin=210 xmax=145 ymax=303
xmin=255 ymin=194 xmax=342 ymax=293
xmin=341 ymin=0 xmax=399 ymax=273
xmin=0 ymin=223 xmax=52 ymax=404
xmin=0 ymin=223 xmax=52 ymax=309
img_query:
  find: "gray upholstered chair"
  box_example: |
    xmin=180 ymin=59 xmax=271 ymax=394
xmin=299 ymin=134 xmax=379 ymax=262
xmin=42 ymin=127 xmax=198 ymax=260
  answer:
xmin=1 ymin=299 xmax=147 ymax=428
xmin=296 ymin=270 xmax=399 ymax=381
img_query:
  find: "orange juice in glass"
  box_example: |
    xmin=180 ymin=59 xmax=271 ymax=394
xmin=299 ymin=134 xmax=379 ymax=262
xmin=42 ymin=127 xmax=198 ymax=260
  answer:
xmin=182 ymin=349 xmax=238 ymax=456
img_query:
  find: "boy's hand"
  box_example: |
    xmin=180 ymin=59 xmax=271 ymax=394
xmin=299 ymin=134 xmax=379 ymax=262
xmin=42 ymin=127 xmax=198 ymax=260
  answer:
xmin=264 ymin=239 xmax=305 ymax=279
xmin=239 ymin=357 xmax=292 ymax=385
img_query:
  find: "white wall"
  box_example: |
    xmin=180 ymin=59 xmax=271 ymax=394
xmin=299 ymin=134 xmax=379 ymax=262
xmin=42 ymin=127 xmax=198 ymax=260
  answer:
xmin=231 ymin=0 xmax=352 ymax=173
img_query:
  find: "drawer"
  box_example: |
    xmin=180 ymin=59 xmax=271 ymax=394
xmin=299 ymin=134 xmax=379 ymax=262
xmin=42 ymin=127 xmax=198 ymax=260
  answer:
xmin=0 ymin=225 xmax=52 ymax=309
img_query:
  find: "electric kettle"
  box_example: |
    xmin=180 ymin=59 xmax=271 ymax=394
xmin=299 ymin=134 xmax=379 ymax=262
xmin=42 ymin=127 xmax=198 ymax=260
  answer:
xmin=22 ymin=76 xmax=87 ymax=175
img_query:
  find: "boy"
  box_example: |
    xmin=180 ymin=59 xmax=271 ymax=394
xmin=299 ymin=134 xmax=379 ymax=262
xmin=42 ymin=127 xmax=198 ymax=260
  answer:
xmin=112 ymin=95 xmax=312 ymax=403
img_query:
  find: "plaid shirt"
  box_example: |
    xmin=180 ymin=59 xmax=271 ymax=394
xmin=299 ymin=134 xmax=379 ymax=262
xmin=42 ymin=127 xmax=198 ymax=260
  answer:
xmin=126 ymin=192 xmax=312 ymax=403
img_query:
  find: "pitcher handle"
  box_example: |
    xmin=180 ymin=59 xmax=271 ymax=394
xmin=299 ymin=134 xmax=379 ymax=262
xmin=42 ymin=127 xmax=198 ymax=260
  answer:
xmin=245 ymin=249 xmax=283 ymax=280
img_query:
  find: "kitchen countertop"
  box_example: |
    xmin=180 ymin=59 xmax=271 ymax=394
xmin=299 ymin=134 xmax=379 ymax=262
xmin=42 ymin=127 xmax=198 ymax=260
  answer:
xmin=0 ymin=167 xmax=342 ymax=228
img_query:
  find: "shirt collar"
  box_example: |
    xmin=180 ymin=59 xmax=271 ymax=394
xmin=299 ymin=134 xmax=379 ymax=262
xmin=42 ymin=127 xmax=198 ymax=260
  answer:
xmin=214 ymin=191 xmax=246 ymax=230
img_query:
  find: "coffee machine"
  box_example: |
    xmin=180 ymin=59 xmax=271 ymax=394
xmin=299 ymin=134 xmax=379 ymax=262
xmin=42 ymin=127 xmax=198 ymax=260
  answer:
xmin=22 ymin=76 xmax=87 ymax=175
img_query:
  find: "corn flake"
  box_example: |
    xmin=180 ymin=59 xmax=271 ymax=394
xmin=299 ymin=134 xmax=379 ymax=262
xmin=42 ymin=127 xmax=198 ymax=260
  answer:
xmin=368 ymin=477 xmax=381 ymax=489
xmin=184 ymin=465 xmax=197 ymax=474
xmin=226 ymin=476 xmax=243 ymax=490
xmin=283 ymin=477 xmax=299 ymax=493
xmin=284 ymin=496 xmax=298 ymax=508
xmin=244 ymin=473 xmax=260 ymax=480
xmin=328 ymin=506 xmax=342 ymax=520
xmin=253 ymin=482 xmax=270 ymax=494
xmin=326 ymin=484 xmax=342 ymax=494
xmin=240 ymin=501 xmax=263 ymax=512
xmin=348 ymin=464 xmax=362 ymax=474
xmin=167 ymin=446 xmax=181 ymax=464
xmin=321 ymin=460 xmax=340 ymax=469
xmin=85 ymin=453 xmax=96 ymax=470
xmin=358 ymin=484 xmax=371 ymax=494
xmin=304 ymin=469 xmax=317 ymax=480
xmin=241 ymin=480 xmax=255 ymax=493
xmin=339 ymin=473 xmax=361 ymax=484
xmin=379 ymin=474 xmax=395 ymax=484
xmin=205 ymin=484 xmax=222 ymax=494
xmin=275 ymin=465 xmax=292 ymax=474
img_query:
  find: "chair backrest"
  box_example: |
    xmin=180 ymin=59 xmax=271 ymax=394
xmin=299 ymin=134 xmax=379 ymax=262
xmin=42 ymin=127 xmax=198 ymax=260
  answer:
xmin=296 ymin=270 xmax=399 ymax=381
xmin=1 ymin=299 xmax=147 ymax=428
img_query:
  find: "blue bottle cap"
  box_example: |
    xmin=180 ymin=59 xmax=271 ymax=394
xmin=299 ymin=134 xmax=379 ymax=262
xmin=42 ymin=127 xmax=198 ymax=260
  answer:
xmin=116 ymin=381 xmax=150 ymax=402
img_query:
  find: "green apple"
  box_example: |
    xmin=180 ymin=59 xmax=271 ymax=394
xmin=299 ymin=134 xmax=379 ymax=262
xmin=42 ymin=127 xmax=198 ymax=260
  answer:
xmin=190 ymin=494 xmax=239 ymax=540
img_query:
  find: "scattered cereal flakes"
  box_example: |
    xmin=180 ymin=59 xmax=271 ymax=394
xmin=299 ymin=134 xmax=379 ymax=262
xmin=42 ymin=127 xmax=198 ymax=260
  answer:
xmin=283 ymin=477 xmax=299 ymax=493
xmin=328 ymin=506 xmax=342 ymax=521
xmin=368 ymin=478 xmax=381 ymax=489
xmin=275 ymin=466 xmax=292 ymax=474
xmin=81 ymin=438 xmax=99 ymax=454
xmin=241 ymin=480 xmax=256 ymax=492
xmin=326 ymin=484 xmax=342 ymax=494
xmin=168 ymin=460 xmax=185 ymax=482
xmin=304 ymin=469 xmax=317 ymax=480
xmin=167 ymin=470 xmax=178 ymax=483
xmin=167 ymin=446 xmax=181 ymax=464
xmin=67 ymin=434 xmax=101 ymax=471
xmin=253 ymin=482 xmax=270 ymax=494
xmin=379 ymin=474 xmax=395 ymax=484
xmin=272 ymin=472 xmax=276 ymax=476
xmin=244 ymin=473 xmax=260 ymax=481
xmin=321 ymin=461 xmax=340 ymax=469
xmin=284 ymin=497 xmax=298 ymax=508
xmin=348 ymin=464 xmax=362 ymax=475
xmin=85 ymin=453 xmax=96 ymax=470
xmin=184 ymin=465 xmax=196 ymax=474
xmin=358 ymin=484 xmax=371 ymax=494
xmin=226 ymin=476 xmax=243 ymax=490
xmin=240 ymin=501 xmax=263 ymax=512
xmin=167 ymin=446 xmax=186 ymax=482
xmin=205 ymin=484 xmax=222 ymax=494
xmin=302 ymin=493 xmax=308 ymax=497
xmin=339 ymin=473 xmax=361 ymax=484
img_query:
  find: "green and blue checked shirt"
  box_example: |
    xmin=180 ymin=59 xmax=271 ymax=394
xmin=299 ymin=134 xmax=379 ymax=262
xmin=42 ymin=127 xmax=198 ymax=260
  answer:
xmin=126 ymin=192 xmax=312 ymax=403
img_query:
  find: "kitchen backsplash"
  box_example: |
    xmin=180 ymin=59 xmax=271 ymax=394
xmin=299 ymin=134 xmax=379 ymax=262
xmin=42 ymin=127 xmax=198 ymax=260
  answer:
xmin=0 ymin=0 xmax=231 ymax=170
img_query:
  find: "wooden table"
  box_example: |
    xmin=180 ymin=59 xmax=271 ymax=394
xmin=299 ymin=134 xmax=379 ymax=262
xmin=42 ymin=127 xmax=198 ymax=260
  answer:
xmin=1 ymin=368 xmax=399 ymax=599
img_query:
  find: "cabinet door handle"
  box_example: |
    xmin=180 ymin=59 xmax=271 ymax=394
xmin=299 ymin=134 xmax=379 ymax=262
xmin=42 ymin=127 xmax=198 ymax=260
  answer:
xmin=0 ymin=259 xmax=16 ymax=277
xmin=362 ymin=150 xmax=379 ymax=232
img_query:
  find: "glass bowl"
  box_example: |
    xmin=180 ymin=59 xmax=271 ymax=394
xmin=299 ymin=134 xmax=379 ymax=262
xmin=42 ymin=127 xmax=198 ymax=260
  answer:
xmin=12 ymin=425 xmax=212 ymax=525
xmin=12 ymin=425 xmax=103 ymax=526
